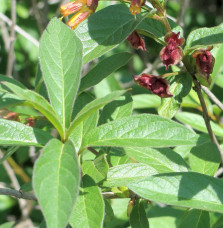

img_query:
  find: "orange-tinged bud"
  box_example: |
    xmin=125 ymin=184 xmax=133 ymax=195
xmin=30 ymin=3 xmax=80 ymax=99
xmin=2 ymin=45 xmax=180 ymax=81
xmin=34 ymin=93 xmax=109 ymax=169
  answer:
xmin=60 ymin=0 xmax=87 ymax=17
xmin=67 ymin=7 xmax=93 ymax=29
xmin=129 ymin=0 xmax=145 ymax=15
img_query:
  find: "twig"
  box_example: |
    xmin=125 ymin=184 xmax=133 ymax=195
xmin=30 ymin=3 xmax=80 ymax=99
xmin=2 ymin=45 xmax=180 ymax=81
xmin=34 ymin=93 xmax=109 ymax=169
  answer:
xmin=0 ymin=13 xmax=39 ymax=47
xmin=0 ymin=150 xmax=29 ymax=219
xmin=0 ymin=188 xmax=37 ymax=201
xmin=0 ymin=20 xmax=10 ymax=51
xmin=201 ymin=85 xmax=223 ymax=111
xmin=193 ymin=79 xmax=223 ymax=161
xmin=0 ymin=189 xmax=138 ymax=201
xmin=214 ymin=167 xmax=223 ymax=177
xmin=6 ymin=0 xmax=16 ymax=77
xmin=88 ymin=147 xmax=98 ymax=156
xmin=177 ymin=0 xmax=190 ymax=29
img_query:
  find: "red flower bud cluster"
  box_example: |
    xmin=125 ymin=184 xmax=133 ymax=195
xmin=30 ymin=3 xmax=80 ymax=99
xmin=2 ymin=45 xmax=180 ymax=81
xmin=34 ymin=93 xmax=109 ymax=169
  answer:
xmin=60 ymin=0 xmax=98 ymax=29
xmin=134 ymin=74 xmax=173 ymax=98
xmin=127 ymin=31 xmax=146 ymax=51
xmin=192 ymin=47 xmax=215 ymax=82
xmin=160 ymin=32 xmax=185 ymax=69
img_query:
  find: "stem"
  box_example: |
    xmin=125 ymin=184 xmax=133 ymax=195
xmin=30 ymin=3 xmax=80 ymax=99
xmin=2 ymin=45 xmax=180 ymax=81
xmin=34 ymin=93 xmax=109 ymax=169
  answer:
xmin=201 ymin=85 xmax=223 ymax=112
xmin=161 ymin=71 xmax=184 ymax=78
xmin=0 ymin=188 xmax=37 ymax=201
xmin=88 ymin=147 xmax=98 ymax=156
xmin=0 ymin=188 xmax=139 ymax=201
xmin=6 ymin=0 xmax=16 ymax=77
xmin=193 ymin=78 xmax=223 ymax=161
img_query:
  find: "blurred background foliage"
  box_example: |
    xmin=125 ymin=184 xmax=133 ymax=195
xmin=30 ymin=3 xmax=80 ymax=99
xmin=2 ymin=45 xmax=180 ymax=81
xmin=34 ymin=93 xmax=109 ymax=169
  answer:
xmin=1 ymin=0 xmax=223 ymax=227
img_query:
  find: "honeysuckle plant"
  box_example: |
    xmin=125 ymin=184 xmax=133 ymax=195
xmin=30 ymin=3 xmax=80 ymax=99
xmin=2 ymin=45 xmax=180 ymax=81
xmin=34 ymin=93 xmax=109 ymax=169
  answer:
xmin=1 ymin=0 xmax=223 ymax=227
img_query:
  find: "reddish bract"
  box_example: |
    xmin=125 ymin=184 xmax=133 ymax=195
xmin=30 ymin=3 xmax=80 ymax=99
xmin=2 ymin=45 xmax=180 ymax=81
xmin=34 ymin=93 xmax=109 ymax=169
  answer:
xmin=134 ymin=73 xmax=173 ymax=98
xmin=127 ymin=31 xmax=146 ymax=51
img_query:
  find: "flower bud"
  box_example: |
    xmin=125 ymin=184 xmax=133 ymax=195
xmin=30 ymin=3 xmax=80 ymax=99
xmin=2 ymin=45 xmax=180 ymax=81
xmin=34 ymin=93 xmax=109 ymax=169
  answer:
xmin=60 ymin=0 xmax=87 ymax=17
xmin=129 ymin=0 xmax=145 ymax=16
xmin=134 ymin=73 xmax=173 ymax=98
xmin=164 ymin=32 xmax=185 ymax=48
xmin=127 ymin=31 xmax=146 ymax=51
xmin=192 ymin=47 xmax=215 ymax=80
xmin=160 ymin=32 xmax=185 ymax=69
xmin=67 ymin=7 xmax=93 ymax=29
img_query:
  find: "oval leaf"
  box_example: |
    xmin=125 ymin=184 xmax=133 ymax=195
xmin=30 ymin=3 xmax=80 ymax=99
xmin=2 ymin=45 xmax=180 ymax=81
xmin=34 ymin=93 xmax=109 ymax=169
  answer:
xmin=128 ymin=172 xmax=223 ymax=213
xmin=104 ymin=163 xmax=158 ymax=187
xmin=125 ymin=147 xmax=188 ymax=173
xmin=186 ymin=23 xmax=223 ymax=48
xmin=82 ymin=114 xmax=199 ymax=149
xmin=130 ymin=200 xmax=149 ymax=228
xmin=175 ymin=112 xmax=223 ymax=137
xmin=75 ymin=4 xmax=148 ymax=64
xmin=178 ymin=209 xmax=210 ymax=228
xmin=40 ymin=18 xmax=83 ymax=131
xmin=33 ymin=139 xmax=80 ymax=228
xmin=69 ymin=175 xmax=104 ymax=228
xmin=189 ymin=142 xmax=221 ymax=176
xmin=0 ymin=119 xmax=52 ymax=147
xmin=79 ymin=52 xmax=132 ymax=93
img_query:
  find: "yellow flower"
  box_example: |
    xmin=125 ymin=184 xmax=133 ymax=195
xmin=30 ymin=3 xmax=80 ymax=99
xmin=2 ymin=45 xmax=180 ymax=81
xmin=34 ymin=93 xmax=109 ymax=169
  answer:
xmin=60 ymin=0 xmax=98 ymax=29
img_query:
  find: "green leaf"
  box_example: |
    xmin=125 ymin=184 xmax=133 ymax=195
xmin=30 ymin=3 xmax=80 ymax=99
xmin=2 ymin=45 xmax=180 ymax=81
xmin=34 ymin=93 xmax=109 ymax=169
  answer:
xmin=79 ymin=52 xmax=132 ymax=93
xmin=68 ymin=90 xmax=126 ymax=137
xmin=104 ymin=199 xmax=114 ymax=224
xmin=72 ymin=92 xmax=94 ymax=119
xmin=82 ymin=152 xmax=109 ymax=184
xmin=35 ymin=64 xmax=48 ymax=100
xmin=178 ymin=209 xmax=210 ymax=228
xmin=125 ymin=147 xmax=188 ymax=173
xmin=130 ymin=200 xmax=149 ymax=228
xmin=185 ymin=23 xmax=223 ymax=49
xmin=0 ymin=222 xmax=15 ymax=228
xmin=3 ymin=82 xmax=64 ymax=138
xmin=137 ymin=17 xmax=183 ymax=44
xmin=189 ymin=142 xmax=221 ymax=176
xmin=69 ymin=175 xmax=104 ymax=228
xmin=211 ymin=44 xmax=223 ymax=87
xmin=158 ymin=74 xmax=192 ymax=119
xmin=83 ymin=111 xmax=99 ymax=136
xmin=75 ymin=4 xmax=148 ymax=64
xmin=104 ymin=163 xmax=158 ymax=187
xmin=98 ymin=93 xmax=133 ymax=125
xmin=82 ymin=114 xmax=199 ymax=149
xmin=94 ymin=74 xmax=122 ymax=98
xmin=0 ymin=92 xmax=24 ymax=109
xmin=69 ymin=122 xmax=83 ymax=153
xmin=128 ymin=172 xmax=223 ymax=213
xmin=109 ymin=148 xmax=131 ymax=166
xmin=33 ymin=139 xmax=80 ymax=228
xmin=0 ymin=119 xmax=52 ymax=146
xmin=0 ymin=74 xmax=26 ymax=92
xmin=39 ymin=18 xmax=83 ymax=131
xmin=132 ymin=94 xmax=161 ymax=109
xmin=175 ymin=112 xmax=223 ymax=137
xmin=0 ymin=146 xmax=19 ymax=164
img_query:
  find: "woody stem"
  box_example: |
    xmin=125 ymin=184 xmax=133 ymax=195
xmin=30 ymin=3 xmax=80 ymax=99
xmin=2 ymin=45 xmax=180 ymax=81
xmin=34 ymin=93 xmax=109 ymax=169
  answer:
xmin=193 ymin=77 xmax=223 ymax=163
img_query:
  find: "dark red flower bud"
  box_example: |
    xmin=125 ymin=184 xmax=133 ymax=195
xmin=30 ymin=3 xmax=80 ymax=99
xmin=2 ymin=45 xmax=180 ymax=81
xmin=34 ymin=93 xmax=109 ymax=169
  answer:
xmin=134 ymin=73 xmax=173 ymax=98
xmin=26 ymin=117 xmax=35 ymax=127
xmin=160 ymin=46 xmax=183 ymax=70
xmin=127 ymin=31 xmax=146 ymax=51
xmin=160 ymin=32 xmax=185 ymax=69
xmin=192 ymin=47 xmax=215 ymax=80
xmin=164 ymin=32 xmax=185 ymax=48
xmin=2 ymin=111 xmax=19 ymax=121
